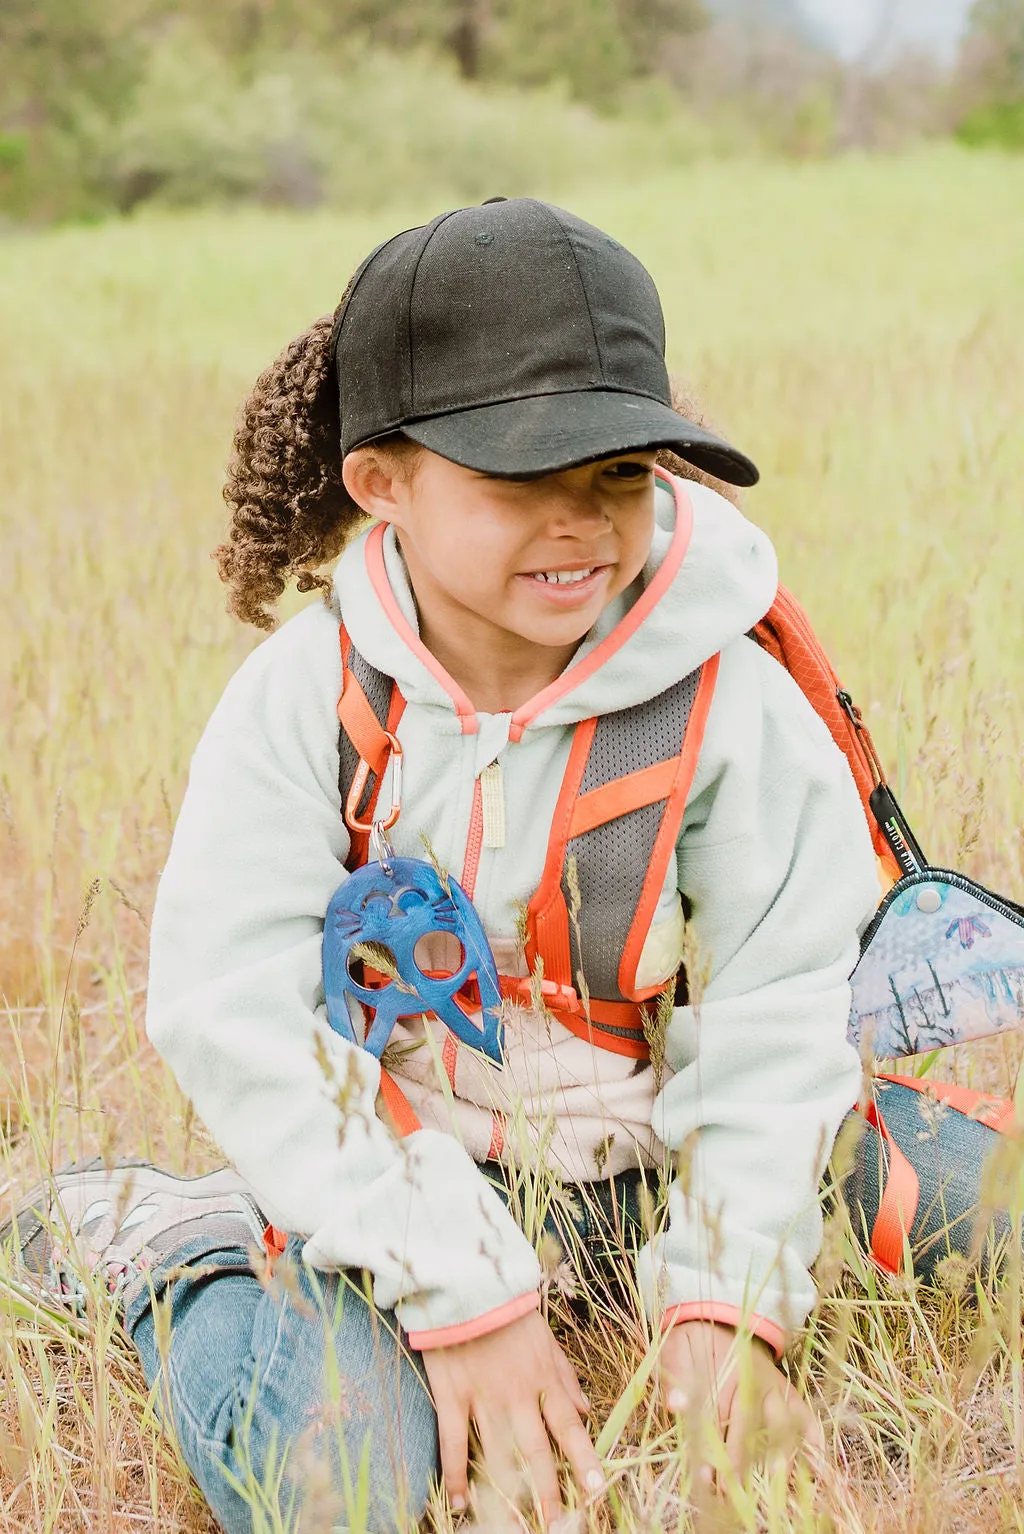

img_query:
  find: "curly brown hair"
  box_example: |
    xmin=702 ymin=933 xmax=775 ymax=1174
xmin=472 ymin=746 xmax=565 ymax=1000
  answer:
xmin=217 ymin=305 xmax=348 ymax=630
xmin=658 ymin=386 xmax=742 ymax=512
xmin=216 ymin=286 xmax=421 ymax=632
xmin=216 ymin=296 xmax=739 ymax=630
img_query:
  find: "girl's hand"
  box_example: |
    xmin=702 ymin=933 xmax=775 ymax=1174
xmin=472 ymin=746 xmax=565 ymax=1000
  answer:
xmin=420 ymin=1308 xmax=603 ymax=1526
xmin=659 ymin=1320 xmax=823 ymax=1483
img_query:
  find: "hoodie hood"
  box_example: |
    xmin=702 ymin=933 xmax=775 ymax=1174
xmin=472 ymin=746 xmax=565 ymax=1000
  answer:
xmin=332 ymin=472 xmax=778 ymax=734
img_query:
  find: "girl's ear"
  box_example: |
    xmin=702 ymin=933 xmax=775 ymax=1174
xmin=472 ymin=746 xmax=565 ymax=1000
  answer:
xmin=341 ymin=446 xmax=411 ymax=525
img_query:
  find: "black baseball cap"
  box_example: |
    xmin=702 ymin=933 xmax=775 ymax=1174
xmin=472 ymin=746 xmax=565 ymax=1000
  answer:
xmin=332 ymin=197 xmax=758 ymax=488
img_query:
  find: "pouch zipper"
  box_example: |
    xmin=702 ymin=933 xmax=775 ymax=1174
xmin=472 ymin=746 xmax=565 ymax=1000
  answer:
xmin=858 ymin=866 xmax=1024 ymax=960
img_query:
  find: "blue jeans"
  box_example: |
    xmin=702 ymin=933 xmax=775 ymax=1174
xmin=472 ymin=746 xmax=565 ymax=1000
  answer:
xmin=124 ymin=1166 xmax=650 ymax=1534
xmin=124 ymin=1090 xmax=1016 ymax=1534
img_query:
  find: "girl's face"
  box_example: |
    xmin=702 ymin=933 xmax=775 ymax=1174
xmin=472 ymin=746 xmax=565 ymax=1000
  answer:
xmin=343 ymin=445 xmax=658 ymax=655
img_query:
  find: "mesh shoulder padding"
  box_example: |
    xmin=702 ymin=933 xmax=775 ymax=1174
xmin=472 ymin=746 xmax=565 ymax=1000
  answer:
xmin=563 ymin=669 xmax=701 ymax=1002
xmin=338 ymin=644 xmax=394 ymax=822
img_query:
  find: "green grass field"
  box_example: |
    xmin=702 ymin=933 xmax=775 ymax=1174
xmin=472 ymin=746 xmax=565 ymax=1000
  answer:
xmin=2 ymin=145 xmax=1024 ymax=1530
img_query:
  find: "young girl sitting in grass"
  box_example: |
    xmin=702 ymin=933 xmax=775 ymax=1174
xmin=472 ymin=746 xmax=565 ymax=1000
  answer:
xmin=4 ymin=196 xmax=934 ymax=1532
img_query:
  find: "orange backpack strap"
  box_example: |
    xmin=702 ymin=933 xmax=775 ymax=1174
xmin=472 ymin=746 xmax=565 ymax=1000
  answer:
xmin=337 ymin=624 xmax=406 ymax=871
xmin=751 ymin=587 xmax=921 ymax=885
xmin=861 ymin=1098 xmax=920 ymax=1274
xmin=335 ymin=625 xmax=420 ymax=1136
xmin=377 ymin=1066 xmax=423 ymax=1137
xmin=859 ymin=1074 xmax=1017 ymax=1275
xmin=877 ymin=1072 xmax=1018 ymax=1136
xmin=523 ymin=655 xmax=719 ymax=1052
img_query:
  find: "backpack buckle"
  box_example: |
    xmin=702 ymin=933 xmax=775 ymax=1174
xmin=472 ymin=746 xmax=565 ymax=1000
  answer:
xmin=501 ymin=976 xmax=581 ymax=1014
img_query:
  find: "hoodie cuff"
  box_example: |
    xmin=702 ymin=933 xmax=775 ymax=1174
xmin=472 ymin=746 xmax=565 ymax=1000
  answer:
xmin=661 ymin=1302 xmax=786 ymax=1362
xmin=406 ymin=1290 xmax=540 ymax=1351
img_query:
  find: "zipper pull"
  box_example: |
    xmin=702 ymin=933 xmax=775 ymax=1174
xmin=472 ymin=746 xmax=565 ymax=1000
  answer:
xmin=837 ymin=688 xmax=862 ymax=728
xmin=480 ymin=761 xmax=506 ymax=850
xmin=869 ymin=784 xmax=928 ymax=876
xmin=837 ymin=685 xmax=887 ymax=787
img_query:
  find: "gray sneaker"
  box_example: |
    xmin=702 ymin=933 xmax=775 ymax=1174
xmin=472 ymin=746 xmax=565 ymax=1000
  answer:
xmin=0 ymin=1157 xmax=270 ymax=1316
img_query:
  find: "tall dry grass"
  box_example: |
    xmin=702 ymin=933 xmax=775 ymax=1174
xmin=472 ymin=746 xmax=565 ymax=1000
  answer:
xmin=1 ymin=145 xmax=1024 ymax=1528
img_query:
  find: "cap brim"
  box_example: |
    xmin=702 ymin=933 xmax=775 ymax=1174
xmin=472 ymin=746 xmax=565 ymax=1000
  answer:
xmin=401 ymin=390 xmax=759 ymax=488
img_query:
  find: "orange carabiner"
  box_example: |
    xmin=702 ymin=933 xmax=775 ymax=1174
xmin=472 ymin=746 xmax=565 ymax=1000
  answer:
xmin=344 ymin=731 xmax=403 ymax=835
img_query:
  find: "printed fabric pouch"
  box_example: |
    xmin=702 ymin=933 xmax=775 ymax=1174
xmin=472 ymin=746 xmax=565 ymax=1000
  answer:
xmin=844 ymin=865 xmax=1024 ymax=1279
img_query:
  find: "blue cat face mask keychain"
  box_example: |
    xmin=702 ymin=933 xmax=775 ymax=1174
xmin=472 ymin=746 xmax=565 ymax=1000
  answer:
xmin=322 ymin=732 xmax=504 ymax=1064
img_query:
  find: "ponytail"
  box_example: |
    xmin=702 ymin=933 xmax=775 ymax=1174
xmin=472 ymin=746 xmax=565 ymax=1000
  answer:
xmin=216 ymin=299 xmax=363 ymax=631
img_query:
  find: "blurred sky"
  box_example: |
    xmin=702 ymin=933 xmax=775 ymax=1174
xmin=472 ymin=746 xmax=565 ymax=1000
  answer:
xmin=801 ymin=0 xmax=974 ymax=62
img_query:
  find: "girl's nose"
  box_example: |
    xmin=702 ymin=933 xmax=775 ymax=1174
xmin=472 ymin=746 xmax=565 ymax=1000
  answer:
xmin=544 ymin=491 xmax=613 ymax=534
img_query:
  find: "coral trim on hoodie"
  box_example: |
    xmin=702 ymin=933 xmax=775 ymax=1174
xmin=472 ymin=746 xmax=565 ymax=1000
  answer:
xmin=365 ymin=522 xmax=479 ymax=735
xmin=661 ymin=1302 xmax=787 ymax=1363
xmin=408 ymin=1289 xmax=541 ymax=1351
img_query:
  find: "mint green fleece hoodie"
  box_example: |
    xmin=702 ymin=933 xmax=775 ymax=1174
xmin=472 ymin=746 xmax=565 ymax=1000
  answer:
xmin=146 ymin=473 xmax=879 ymax=1351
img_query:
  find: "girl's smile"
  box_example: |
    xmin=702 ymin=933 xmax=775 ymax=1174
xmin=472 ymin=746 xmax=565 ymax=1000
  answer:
xmin=515 ymin=562 xmax=613 ymax=607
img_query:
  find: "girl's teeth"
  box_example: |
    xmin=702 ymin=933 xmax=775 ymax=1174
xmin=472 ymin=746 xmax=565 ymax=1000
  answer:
xmin=531 ymin=568 xmax=594 ymax=585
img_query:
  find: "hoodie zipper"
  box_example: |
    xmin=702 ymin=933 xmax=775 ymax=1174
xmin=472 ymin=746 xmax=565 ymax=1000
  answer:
xmin=463 ymin=759 xmax=506 ymax=896
xmin=444 ymin=776 xmax=486 ymax=1090
xmin=461 ymin=778 xmax=484 ymax=901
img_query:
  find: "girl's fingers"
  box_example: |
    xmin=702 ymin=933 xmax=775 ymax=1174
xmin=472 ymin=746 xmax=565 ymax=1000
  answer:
xmin=723 ymin=1391 xmax=753 ymax=1484
xmin=433 ymin=1389 xmax=471 ymax=1513
xmin=761 ymin=1387 xmax=795 ymax=1479
xmin=547 ymin=1332 xmax=590 ymax=1416
xmin=540 ymin=1386 xmax=605 ymax=1501
xmin=476 ymin=1403 xmax=563 ymax=1527
xmin=723 ymin=1380 xmax=820 ymax=1486
xmin=763 ymin=1383 xmax=825 ymax=1463
xmin=660 ymin=1330 xmax=697 ymax=1401
xmin=710 ymin=1369 xmax=739 ymax=1440
xmin=800 ymin=1394 xmax=826 ymax=1453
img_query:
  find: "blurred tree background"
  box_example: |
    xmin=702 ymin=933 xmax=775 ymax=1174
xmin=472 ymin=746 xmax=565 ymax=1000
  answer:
xmin=0 ymin=0 xmax=1021 ymax=221
xmin=956 ymin=0 xmax=1024 ymax=145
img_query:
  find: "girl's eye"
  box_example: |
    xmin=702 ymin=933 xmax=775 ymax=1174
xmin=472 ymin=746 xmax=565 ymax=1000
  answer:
xmin=604 ymin=460 xmax=653 ymax=481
